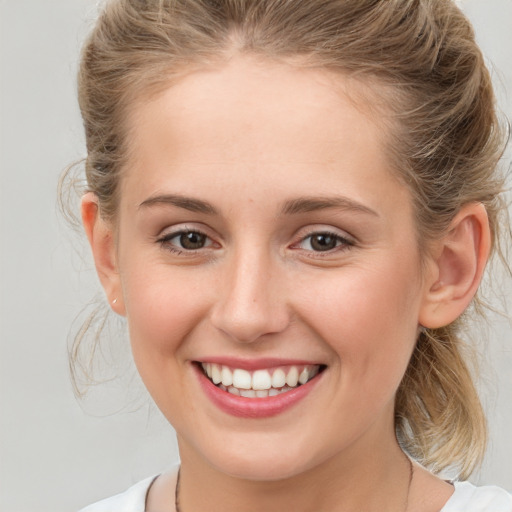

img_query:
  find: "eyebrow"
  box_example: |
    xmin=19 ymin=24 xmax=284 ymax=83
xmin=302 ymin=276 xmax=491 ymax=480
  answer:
xmin=281 ymin=196 xmax=379 ymax=217
xmin=138 ymin=193 xmax=379 ymax=217
xmin=139 ymin=194 xmax=218 ymax=214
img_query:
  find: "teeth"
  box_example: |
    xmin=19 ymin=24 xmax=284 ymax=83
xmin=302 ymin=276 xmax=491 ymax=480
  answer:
xmin=286 ymin=366 xmax=299 ymax=387
xmin=201 ymin=363 xmax=321 ymax=398
xmin=211 ymin=364 xmax=222 ymax=384
xmin=221 ymin=366 xmax=233 ymax=386
xmin=252 ymin=369 xmax=272 ymax=390
xmin=227 ymin=386 xmax=240 ymax=396
xmin=272 ymin=369 xmax=286 ymax=388
xmin=233 ymin=369 xmax=252 ymax=389
xmin=269 ymin=386 xmax=291 ymax=396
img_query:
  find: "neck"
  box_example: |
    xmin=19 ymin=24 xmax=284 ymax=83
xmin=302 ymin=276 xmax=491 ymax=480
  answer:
xmin=176 ymin=432 xmax=412 ymax=512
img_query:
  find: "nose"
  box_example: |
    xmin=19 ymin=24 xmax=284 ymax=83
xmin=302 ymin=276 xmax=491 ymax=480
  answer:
xmin=210 ymin=246 xmax=290 ymax=344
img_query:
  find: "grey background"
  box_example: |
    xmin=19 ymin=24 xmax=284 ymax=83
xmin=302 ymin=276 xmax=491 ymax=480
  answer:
xmin=0 ymin=1 xmax=511 ymax=511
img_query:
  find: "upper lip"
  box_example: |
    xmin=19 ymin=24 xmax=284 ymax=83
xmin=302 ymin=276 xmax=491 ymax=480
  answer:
xmin=194 ymin=357 xmax=325 ymax=371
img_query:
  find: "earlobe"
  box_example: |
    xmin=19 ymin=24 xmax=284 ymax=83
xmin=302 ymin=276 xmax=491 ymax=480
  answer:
xmin=419 ymin=203 xmax=490 ymax=329
xmin=81 ymin=193 xmax=125 ymax=316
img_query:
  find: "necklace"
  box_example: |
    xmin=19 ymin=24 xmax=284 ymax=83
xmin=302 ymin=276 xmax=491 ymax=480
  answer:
xmin=175 ymin=468 xmax=181 ymax=512
xmin=174 ymin=457 xmax=414 ymax=512
xmin=404 ymin=456 xmax=414 ymax=512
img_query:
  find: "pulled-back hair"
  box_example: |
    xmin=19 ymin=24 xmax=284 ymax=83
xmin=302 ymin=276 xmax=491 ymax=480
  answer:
xmin=71 ymin=0 xmax=509 ymax=479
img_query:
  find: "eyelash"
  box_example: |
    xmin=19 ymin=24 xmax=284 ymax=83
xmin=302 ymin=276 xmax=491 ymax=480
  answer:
xmin=157 ymin=229 xmax=214 ymax=255
xmin=294 ymin=231 xmax=354 ymax=254
xmin=157 ymin=228 xmax=354 ymax=257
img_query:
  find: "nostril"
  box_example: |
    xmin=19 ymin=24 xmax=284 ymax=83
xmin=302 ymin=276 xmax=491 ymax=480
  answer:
xmin=211 ymin=313 xmax=289 ymax=344
xmin=210 ymin=297 xmax=291 ymax=344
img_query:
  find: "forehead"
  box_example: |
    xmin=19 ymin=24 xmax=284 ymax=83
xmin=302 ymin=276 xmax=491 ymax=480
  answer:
xmin=121 ymin=56 xmax=407 ymax=212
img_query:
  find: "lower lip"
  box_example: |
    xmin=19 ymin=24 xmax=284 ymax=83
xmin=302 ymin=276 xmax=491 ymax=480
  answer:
xmin=194 ymin=364 xmax=323 ymax=418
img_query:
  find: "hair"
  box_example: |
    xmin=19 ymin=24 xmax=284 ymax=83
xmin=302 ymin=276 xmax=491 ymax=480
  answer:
xmin=67 ymin=0 xmax=510 ymax=479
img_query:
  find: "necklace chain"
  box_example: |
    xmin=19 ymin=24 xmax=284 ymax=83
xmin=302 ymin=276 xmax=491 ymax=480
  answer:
xmin=404 ymin=456 xmax=414 ymax=512
xmin=175 ymin=467 xmax=181 ymax=512
xmin=174 ymin=457 xmax=414 ymax=512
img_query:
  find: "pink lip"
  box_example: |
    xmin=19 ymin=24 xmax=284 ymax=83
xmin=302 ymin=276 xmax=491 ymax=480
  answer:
xmin=193 ymin=363 xmax=324 ymax=418
xmin=196 ymin=356 xmax=321 ymax=371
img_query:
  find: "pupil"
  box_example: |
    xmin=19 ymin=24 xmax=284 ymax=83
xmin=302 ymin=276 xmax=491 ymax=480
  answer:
xmin=180 ymin=232 xmax=206 ymax=250
xmin=311 ymin=234 xmax=337 ymax=251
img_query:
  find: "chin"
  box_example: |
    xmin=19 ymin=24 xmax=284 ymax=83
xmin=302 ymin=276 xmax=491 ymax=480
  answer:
xmin=214 ymin=456 xmax=311 ymax=482
xmin=195 ymin=434 xmax=327 ymax=482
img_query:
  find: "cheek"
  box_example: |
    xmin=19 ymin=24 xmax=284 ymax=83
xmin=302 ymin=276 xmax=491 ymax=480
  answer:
xmin=121 ymin=262 xmax=211 ymax=358
xmin=295 ymin=260 xmax=422 ymax=381
xmin=120 ymin=263 xmax=214 ymax=421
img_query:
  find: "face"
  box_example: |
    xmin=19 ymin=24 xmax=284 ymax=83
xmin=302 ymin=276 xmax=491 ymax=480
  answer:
xmin=111 ymin=57 xmax=432 ymax=480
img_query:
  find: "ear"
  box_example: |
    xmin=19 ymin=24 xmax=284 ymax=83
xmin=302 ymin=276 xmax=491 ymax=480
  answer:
xmin=81 ymin=192 xmax=125 ymax=316
xmin=419 ymin=203 xmax=491 ymax=329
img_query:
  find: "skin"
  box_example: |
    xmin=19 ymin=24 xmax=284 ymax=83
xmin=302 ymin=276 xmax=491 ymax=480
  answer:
xmin=83 ymin=57 xmax=490 ymax=512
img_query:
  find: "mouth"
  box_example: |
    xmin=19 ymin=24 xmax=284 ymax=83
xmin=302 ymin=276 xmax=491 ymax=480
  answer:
xmin=199 ymin=362 xmax=325 ymax=398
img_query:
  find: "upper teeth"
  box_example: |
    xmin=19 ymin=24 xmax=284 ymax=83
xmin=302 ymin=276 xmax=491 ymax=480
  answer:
xmin=201 ymin=363 xmax=319 ymax=391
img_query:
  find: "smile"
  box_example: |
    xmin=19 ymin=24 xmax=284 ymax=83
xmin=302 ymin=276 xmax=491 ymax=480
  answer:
xmin=200 ymin=363 xmax=322 ymax=398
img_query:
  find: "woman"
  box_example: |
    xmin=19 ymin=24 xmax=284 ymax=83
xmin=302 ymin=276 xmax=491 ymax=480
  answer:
xmin=72 ymin=0 xmax=511 ymax=510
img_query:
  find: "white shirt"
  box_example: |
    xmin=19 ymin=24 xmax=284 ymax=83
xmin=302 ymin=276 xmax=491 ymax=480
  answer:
xmin=79 ymin=477 xmax=512 ymax=512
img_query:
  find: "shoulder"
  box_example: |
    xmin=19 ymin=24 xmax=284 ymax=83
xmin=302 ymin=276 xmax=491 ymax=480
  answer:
xmin=441 ymin=481 xmax=512 ymax=512
xmin=78 ymin=476 xmax=158 ymax=512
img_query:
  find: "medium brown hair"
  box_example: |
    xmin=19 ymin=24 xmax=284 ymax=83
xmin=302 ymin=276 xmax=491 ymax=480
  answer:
xmin=69 ymin=0 xmax=509 ymax=479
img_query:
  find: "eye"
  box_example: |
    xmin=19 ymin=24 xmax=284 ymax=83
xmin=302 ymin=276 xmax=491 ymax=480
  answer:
xmin=158 ymin=229 xmax=213 ymax=252
xmin=297 ymin=231 xmax=353 ymax=252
